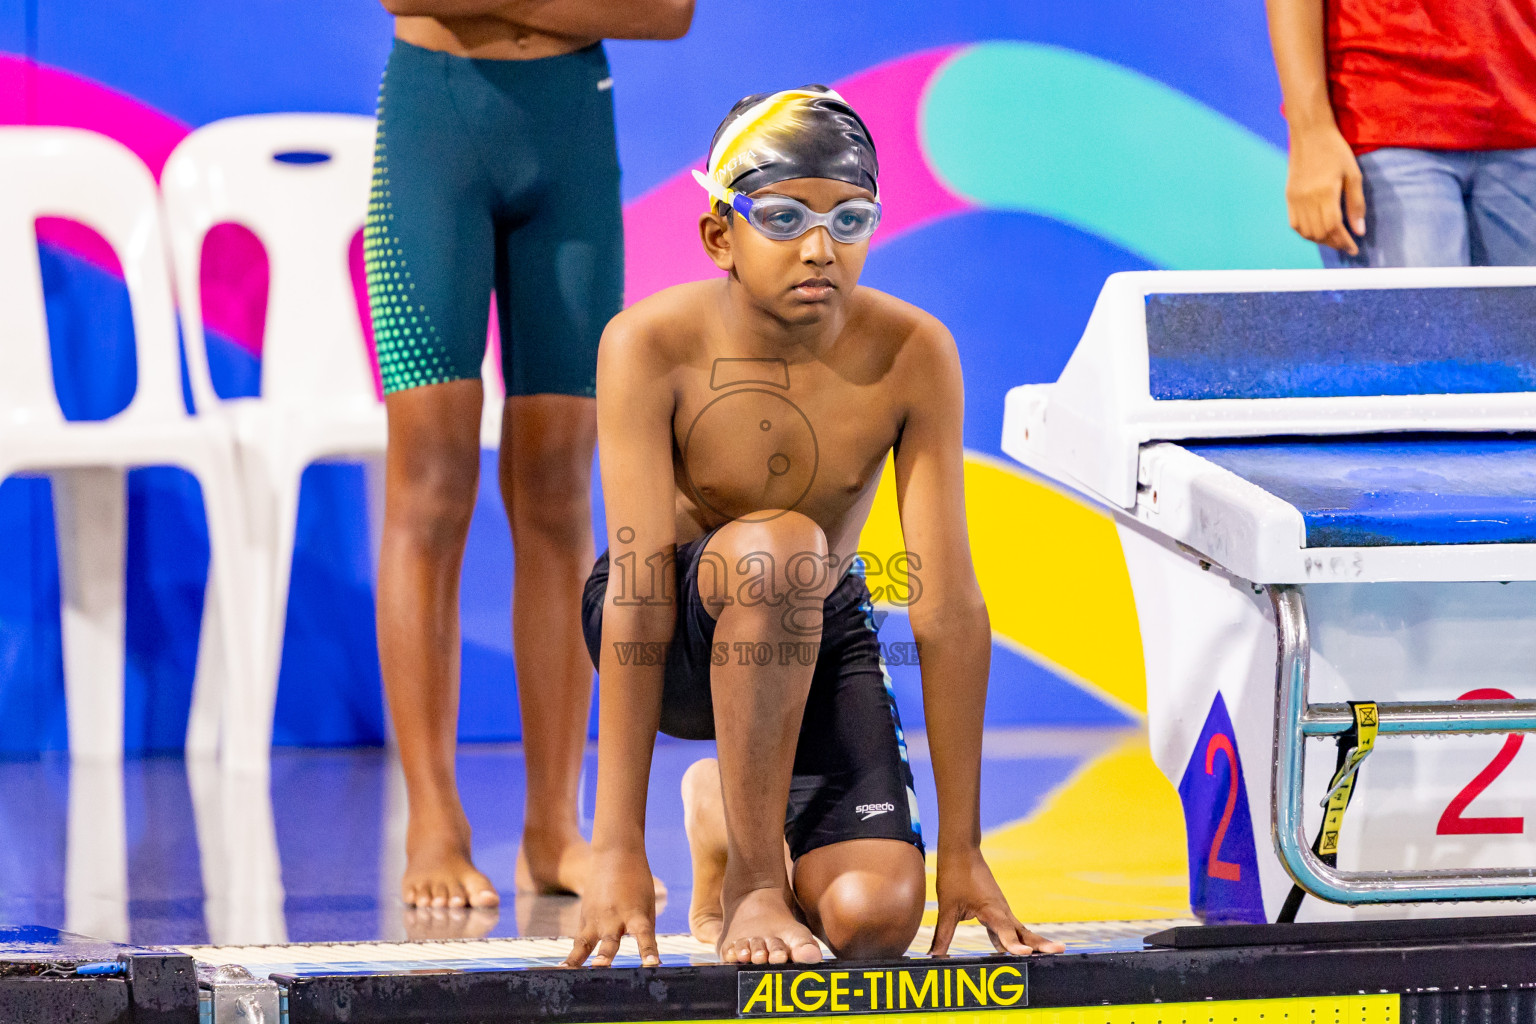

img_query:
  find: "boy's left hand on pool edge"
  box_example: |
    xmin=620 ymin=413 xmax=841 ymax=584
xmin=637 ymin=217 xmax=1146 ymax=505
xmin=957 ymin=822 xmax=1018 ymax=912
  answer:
xmin=929 ymin=847 xmax=1065 ymax=957
xmin=563 ymin=848 xmax=661 ymax=968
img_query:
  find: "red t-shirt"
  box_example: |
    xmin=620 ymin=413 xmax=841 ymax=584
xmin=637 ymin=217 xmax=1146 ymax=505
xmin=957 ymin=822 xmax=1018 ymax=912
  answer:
xmin=1326 ymin=0 xmax=1536 ymax=153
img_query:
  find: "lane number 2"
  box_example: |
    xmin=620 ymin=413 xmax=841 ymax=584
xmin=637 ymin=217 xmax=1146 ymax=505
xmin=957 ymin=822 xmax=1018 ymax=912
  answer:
xmin=1436 ymin=688 xmax=1525 ymax=836
xmin=1204 ymin=733 xmax=1243 ymax=880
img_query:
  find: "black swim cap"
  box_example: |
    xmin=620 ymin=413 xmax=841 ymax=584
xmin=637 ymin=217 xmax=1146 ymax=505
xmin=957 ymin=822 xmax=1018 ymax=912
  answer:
xmin=704 ymin=86 xmax=879 ymax=199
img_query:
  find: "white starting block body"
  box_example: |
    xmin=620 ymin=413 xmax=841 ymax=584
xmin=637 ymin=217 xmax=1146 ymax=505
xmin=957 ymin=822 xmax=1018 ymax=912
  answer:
xmin=1004 ymin=268 xmax=1536 ymax=923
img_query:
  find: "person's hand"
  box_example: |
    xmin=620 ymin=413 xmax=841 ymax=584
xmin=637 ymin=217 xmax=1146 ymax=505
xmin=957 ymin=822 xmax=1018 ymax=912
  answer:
xmin=564 ymin=848 xmax=661 ymax=967
xmin=929 ymin=846 xmax=1065 ymax=957
xmin=1284 ymin=123 xmax=1366 ymax=255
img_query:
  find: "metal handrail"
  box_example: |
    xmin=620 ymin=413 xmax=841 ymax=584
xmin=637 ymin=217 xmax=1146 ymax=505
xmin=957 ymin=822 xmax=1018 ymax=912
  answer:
xmin=1303 ymin=700 xmax=1536 ymax=736
xmin=1269 ymin=584 xmax=1536 ymax=904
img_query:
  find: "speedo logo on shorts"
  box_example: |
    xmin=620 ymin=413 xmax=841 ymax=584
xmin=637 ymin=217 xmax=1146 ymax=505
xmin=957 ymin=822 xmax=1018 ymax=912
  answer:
xmin=856 ymin=802 xmax=896 ymax=821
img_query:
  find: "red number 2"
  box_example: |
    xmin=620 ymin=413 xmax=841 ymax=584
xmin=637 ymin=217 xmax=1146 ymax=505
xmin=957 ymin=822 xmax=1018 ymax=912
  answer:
xmin=1436 ymin=688 xmax=1525 ymax=836
xmin=1205 ymin=733 xmax=1242 ymax=881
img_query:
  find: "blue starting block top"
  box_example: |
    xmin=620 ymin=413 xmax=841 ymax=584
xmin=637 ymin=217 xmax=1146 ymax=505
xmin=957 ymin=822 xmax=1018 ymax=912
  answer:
xmin=1187 ymin=435 xmax=1536 ymax=548
xmin=1146 ymin=287 xmax=1536 ymax=400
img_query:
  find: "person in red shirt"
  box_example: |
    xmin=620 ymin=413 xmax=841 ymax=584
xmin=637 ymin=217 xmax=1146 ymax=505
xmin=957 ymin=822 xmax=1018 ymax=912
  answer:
xmin=1267 ymin=0 xmax=1536 ymax=266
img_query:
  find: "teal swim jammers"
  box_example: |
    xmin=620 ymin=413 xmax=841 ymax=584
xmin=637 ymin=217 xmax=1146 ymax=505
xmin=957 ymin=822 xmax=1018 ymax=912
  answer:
xmin=365 ymin=40 xmax=623 ymax=396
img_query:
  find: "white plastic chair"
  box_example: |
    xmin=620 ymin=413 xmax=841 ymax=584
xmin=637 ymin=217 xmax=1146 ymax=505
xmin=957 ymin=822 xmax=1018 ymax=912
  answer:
xmin=0 ymin=126 xmax=251 ymax=762
xmin=161 ymin=114 xmax=504 ymax=774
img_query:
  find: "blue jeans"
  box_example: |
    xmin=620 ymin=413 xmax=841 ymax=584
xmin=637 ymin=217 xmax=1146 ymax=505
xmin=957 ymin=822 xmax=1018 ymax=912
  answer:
xmin=1322 ymin=147 xmax=1536 ymax=268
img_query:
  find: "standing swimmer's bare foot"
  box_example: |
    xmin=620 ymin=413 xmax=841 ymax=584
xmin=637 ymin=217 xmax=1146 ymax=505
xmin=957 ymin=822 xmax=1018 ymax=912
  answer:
xmin=515 ymin=829 xmax=593 ymax=896
xmin=515 ymin=829 xmax=671 ymax=901
xmin=402 ymin=813 xmax=500 ymax=909
xmin=682 ymin=758 xmax=728 ymax=945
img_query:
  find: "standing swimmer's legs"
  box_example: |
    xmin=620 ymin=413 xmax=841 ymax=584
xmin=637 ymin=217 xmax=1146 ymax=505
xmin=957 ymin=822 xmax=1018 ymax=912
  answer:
xmin=498 ymin=393 xmax=600 ymax=895
xmin=377 ymin=379 xmax=499 ymax=909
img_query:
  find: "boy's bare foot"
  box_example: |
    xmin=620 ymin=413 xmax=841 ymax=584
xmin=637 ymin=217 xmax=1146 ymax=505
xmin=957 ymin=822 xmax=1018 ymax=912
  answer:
xmin=681 ymin=758 xmax=728 ymax=945
xmin=516 ymin=830 xmax=671 ymax=901
xmin=720 ymin=887 xmax=823 ymax=965
xmin=402 ymin=821 xmax=499 ymax=909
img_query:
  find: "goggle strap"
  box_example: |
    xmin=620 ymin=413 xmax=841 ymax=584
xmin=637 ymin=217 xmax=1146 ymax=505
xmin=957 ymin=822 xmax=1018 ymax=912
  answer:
xmin=691 ymin=169 xmax=738 ymax=212
xmin=693 ymin=168 xmax=880 ymax=213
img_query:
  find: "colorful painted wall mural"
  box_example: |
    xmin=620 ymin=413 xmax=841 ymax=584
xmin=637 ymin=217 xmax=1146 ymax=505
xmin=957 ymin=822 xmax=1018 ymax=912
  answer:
xmin=0 ymin=1 xmax=1316 ymax=751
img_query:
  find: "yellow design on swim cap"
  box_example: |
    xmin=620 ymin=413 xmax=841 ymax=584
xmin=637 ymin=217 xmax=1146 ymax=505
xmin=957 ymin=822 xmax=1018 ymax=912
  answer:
xmin=707 ymin=88 xmax=846 ymax=195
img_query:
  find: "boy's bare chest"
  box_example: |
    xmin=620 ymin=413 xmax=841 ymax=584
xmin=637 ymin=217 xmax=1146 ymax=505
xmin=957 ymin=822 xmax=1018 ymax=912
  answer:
xmin=670 ymin=358 xmax=900 ymax=528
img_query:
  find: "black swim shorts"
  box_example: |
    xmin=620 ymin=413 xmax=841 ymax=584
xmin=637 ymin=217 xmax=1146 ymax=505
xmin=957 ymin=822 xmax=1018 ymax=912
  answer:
xmin=582 ymin=532 xmax=924 ymax=861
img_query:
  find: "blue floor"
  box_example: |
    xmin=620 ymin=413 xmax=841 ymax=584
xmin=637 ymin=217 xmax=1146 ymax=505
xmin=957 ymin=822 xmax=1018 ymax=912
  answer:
xmin=0 ymin=729 xmax=1112 ymax=946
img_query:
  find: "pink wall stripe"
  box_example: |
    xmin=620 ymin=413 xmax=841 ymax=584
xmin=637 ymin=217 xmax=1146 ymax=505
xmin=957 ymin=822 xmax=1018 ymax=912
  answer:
xmin=0 ymin=54 xmax=189 ymax=177
xmin=2 ymin=50 xmax=190 ymax=275
xmin=837 ymin=46 xmax=975 ymax=239
xmin=10 ymin=45 xmax=979 ymax=374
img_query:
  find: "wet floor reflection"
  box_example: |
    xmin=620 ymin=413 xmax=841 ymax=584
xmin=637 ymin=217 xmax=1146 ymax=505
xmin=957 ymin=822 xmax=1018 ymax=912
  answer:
xmin=0 ymin=730 xmax=1113 ymax=945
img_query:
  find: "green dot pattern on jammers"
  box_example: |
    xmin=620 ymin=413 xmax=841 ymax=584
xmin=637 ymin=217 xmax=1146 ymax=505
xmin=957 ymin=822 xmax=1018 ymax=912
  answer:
xmin=364 ymin=89 xmax=452 ymax=395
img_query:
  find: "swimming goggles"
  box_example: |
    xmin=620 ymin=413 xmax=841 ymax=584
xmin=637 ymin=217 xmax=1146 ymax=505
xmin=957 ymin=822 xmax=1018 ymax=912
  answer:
xmin=692 ymin=170 xmax=882 ymax=243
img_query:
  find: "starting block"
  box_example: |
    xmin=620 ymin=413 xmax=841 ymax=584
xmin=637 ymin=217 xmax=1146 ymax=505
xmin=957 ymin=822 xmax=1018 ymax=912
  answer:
xmin=1004 ymin=268 xmax=1536 ymax=921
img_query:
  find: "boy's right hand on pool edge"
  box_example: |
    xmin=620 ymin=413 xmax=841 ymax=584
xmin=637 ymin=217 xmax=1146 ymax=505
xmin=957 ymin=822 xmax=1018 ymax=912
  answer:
xmin=564 ymin=848 xmax=660 ymax=968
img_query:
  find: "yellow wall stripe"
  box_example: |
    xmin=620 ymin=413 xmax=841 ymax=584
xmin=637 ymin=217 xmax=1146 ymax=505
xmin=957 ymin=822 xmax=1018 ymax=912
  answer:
xmin=858 ymin=451 xmax=1147 ymax=715
xmin=955 ymin=731 xmax=1190 ymax=922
